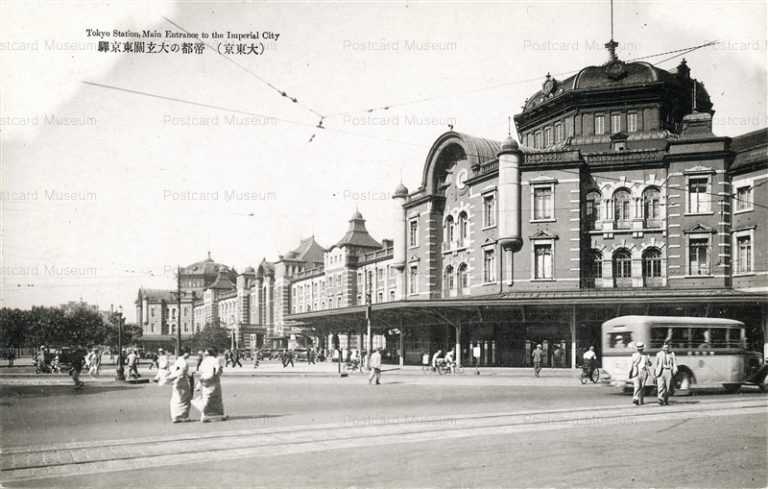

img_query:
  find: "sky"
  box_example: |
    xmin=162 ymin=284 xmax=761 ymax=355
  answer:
xmin=1 ymin=0 xmax=766 ymax=322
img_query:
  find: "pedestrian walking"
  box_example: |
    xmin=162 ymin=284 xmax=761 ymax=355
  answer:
xmin=628 ymin=342 xmax=651 ymax=405
xmin=167 ymin=349 xmax=193 ymax=423
xmin=127 ymin=349 xmax=140 ymax=378
xmin=70 ymin=349 xmax=85 ymax=390
xmin=232 ymin=349 xmax=242 ymax=368
xmin=654 ymin=342 xmax=678 ymax=406
xmin=532 ymin=344 xmax=544 ymax=377
xmin=87 ymin=348 xmax=100 ymax=377
xmin=368 ymin=347 xmax=382 ymax=385
xmin=193 ymin=348 xmax=227 ymax=422
xmin=7 ymin=347 xmax=16 ymax=367
xmin=472 ymin=343 xmax=481 ymax=374
xmin=154 ymin=348 xmax=171 ymax=385
xmin=283 ymin=349 xmax=295 ymax=368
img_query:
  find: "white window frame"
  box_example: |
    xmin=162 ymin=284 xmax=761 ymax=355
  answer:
xmin=686 ymin=174 xmax=713 ymax=215
xmin=594 ymin=114 xmax=606 ymax=136
xmin=482 ymin=191 xmax=497 ymax=229
xmin=534 ymin=130 xmax=543 ymax=149
xmin=627 ymin=112 xmax=638 ymax=133
xmin=482 ymin=247 xmax=497 ymax=284
xmin=531 ymin=239 xmax=555 ymax=280
xmin=408 ymin=265 xmax=418 ymax=295
xmin=408 ymin=218 xmax=419 ymax=248
xmin=611 ymin=113 xmax=621 ymax=134
xmin=733 ymin=180 xmax=754 ymax=213
xmin=531 ymin=183 xmax=556 ymax=222
xmin=544 ymin=126 xmax=553 ymax=147
xmin=554 ymin=122 xmax=563 ymax=144
xmin=687 ymin=234 xmax=712 ymax=277
xmin=732 ymin=229 xmax=755 ymax=275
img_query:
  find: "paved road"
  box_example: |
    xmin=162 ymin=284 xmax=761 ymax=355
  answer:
xmin=1 ymin=373 xmax=766 ymax=488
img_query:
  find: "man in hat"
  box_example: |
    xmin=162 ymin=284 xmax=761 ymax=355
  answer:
xmin=654 ymin=342 xmax=678 ymax=405
xmin=628 ymin=342 xmax=651 ymax=405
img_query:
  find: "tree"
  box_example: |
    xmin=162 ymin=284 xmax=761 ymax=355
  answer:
xmin=189 ymin=325 xmax=231 ymax=353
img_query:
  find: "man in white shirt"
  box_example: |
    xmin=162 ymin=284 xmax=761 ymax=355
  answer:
xmin=628 ymin=343 xmax=651 ymax=405
xmin=444 ymin=349 xmax=455 ymax=375
xmin=583 ymin=346 xmax=597 ymax=378
xmin=368 ymin=347 xmax=382 ymax=385
xmin=654 ymin=342 xmax=678 ymax=406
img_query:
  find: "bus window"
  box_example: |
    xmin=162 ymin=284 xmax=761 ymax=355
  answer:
xmin=650 ymin=327 xmax=668 ymax=348
xmin=670 ymin=328 xmax=690 ymax=350
xmin=710 ymin=328 xmax=727 ymax=348
xmin=692 ymin=328 xmax=710 ymax=349
xmin=727 ymin=328 xmax=745 ymax=349
xmin=609 ymin=332 xmax=632 ymax=348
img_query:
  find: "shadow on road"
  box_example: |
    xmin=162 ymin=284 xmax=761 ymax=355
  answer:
xmin=0 ymin=384 xmax=145 ymax=399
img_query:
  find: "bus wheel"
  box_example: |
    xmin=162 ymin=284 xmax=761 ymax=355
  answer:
xmin=674 ymin=371 xmax=692 ymax=396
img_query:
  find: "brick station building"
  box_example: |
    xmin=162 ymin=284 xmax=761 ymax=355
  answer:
xmin=284 ymin=44 xmax=768 ymax=368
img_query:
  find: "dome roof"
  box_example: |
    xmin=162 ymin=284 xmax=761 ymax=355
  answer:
xmin=522 ymin=61 xmax=674 ymax=113
xmin=499 ymin=136 xmax=519 ymax=153
xmin=393 ymin=182 xmax=409 ymax=198
xmin=243 ymin=266 xmax=255 ymax=273
xmin=181 ymin=252 xmax=233 ymax=277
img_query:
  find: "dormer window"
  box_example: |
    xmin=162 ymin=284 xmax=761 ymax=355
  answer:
xmin=627 ymin=112 xmax=638 ymax=133
xmin=594 ymin=114 xmax=606 ymax=136
xmin=611 ymin=113 xmax=621 ymax=133
xmin=554 ymin=123 xmax=563 ymax=144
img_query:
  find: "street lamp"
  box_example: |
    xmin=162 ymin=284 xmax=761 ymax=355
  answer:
xmin=115 ymin=305 xmax=125 ymax=381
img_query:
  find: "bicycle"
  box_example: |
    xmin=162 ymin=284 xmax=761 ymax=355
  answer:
xmin=579 ymin=365 xmax=601 ymax=384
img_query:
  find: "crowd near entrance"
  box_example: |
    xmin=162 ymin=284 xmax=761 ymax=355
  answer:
xmin=292 ymin=301 xmax=766 ymax=369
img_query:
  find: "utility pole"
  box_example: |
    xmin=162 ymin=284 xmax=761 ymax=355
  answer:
xmin=115 ymin=306 xmax=125 ymax=381
xmin=366 ymin=273 xmax=373 ymax=369
xmin=176 ymin=265 xmax=182 ymax=356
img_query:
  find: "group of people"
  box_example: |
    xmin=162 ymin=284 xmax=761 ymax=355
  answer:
xmin=628 ymin=341 xmax=678 ymax=406
xmin=425 ymin=348 xmax=458 ymax=374
xmin=165 ymin=347 xmax=228 ymax=423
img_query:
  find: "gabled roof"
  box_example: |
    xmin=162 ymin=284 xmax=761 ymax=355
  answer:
xmin=731 ymin=128 xmax=768 ymax=172
xmin=284 ymin=236 xmax=326 ymax=263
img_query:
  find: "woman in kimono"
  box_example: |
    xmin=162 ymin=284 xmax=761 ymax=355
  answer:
xmin=166 ymin=349 xmax=193 ymax=423
xmin=194 ymin=348 xmax=228 ymax=422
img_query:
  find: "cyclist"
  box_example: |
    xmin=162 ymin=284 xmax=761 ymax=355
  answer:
xmin=431 ymin=349 xmax=443 ymax=373
xmin=582 ymin=346 xmax=597 ymax=380
xmin=443 ymin=349 xmax=456 ymax=375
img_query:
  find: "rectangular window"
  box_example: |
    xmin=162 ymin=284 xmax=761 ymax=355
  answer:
xmin=735 ymin=185 xmax=753 ymax=212
xmin=554 ymin=123 xmax=563 ymax=143
xmin=409 ymin=265 xmax=418 ymax=294
xmin=533 ymin=185 xmax=554 ymax=220
xmin=735 ymin=234 xmax=753 ymax=274
xmin=409 ymin=219 xmax=418 ymax=247
xmin=627 ymin=112 xmax=638 ymax=133
xmin=544 ymin=126 xmax=553 ymax=147
xmin=483 ymin=194 xmax=496 ymax=227
xmin=594 ymin=114 xmax=605 ymax=135
xmin=483 ymin=249 xmax=496 ymax=282
xmin=688 ymin=177 xmax=710 ymax=213
xmin=535 ymin=131 xmax=543 ymax=149
xmin=689 ymin=238 xmax=710 ymax=275
xmin=534 ymin=244 xmax=553 ymax=279
xmin=611 ymin=113 xmax=621 ymax=133
xmin=526 ymin=134 xmax=533 ymax=148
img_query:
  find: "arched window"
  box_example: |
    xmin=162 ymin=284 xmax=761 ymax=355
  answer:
xmin=642 ymin=248 xmax=662 ymax=287
xmin=643 ymin=187 xmax=661 ymax=228
xmin=444 ymin=215 xmax=455 ymax=249
xmin=613 ymin=249 xmax=632 ymax=288
xmin=458 ymin=212 xmax=468 ymax=246
xmin=584 ymin=250 xmax=602 ymax=288
xmin=457 ymin=263 xmax=468 ymax=295
xmin=585 ymin=191 xmax=601 ymax=231
xmin=444 ymin=265 xmax=455 ymax=295
xmin=613 ymin=189 xmax=632 ymax=229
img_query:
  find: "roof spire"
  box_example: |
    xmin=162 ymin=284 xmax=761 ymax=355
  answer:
xmin=604 ymin=0 xmax=619 ymax=62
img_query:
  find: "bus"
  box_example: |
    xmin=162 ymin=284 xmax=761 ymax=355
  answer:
xmin=601 ymin=315 xmax=762 ymax=393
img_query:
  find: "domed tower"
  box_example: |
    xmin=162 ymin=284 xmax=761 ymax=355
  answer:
xmin=392 ymin=182 xmax=409 ymax=270
xmin=497 ymin=136 xmax=523 ymax=253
